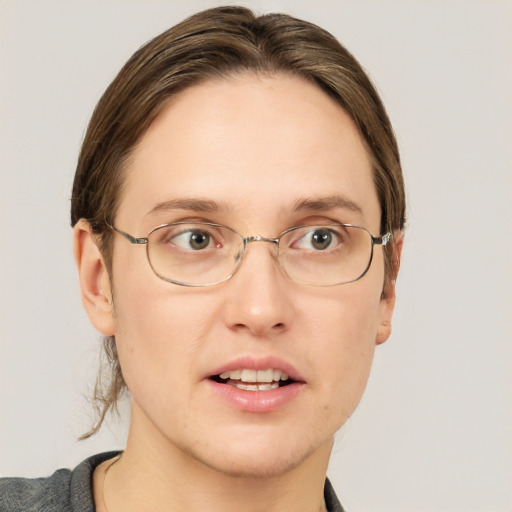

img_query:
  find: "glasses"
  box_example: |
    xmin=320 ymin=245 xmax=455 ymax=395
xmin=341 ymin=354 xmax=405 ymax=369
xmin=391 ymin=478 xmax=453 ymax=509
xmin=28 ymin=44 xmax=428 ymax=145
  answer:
xmin=108 ymin=221 xmax=391 ymax=287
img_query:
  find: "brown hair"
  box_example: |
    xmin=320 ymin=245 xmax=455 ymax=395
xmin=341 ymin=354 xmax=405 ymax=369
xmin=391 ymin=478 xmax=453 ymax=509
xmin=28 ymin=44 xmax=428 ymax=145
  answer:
xmin=71 ymin=5 xmax=406 ymax=437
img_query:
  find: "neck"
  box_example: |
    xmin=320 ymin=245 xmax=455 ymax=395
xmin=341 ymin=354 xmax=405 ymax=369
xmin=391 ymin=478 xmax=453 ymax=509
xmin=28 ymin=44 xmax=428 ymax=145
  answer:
xmin=99 ymin=404 xmax=332 ymax=512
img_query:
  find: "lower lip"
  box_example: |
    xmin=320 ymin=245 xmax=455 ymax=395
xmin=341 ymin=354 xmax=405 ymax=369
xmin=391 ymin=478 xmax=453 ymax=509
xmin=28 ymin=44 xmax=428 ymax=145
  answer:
xmin=207 ymin=380 xmax=304 ymax=413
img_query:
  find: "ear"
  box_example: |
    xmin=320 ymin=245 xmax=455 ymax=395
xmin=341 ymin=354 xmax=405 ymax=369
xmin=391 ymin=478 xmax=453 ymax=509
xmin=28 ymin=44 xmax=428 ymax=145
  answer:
xmin=376 ymin=233 xmax=404 ymax=345
xmin=73 ymin=219 xmax=115 ymax=336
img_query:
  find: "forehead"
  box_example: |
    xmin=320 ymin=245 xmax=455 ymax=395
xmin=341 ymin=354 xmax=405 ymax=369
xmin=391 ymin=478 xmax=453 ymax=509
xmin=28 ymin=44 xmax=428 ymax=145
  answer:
xmin=120 ymin=73 xmax=380 ymax=231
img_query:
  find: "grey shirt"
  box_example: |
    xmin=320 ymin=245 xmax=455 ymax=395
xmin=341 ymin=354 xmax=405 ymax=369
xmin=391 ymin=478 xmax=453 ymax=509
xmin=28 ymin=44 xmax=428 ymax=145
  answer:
xmin=0 ymin=452 xmax=345 ymax=511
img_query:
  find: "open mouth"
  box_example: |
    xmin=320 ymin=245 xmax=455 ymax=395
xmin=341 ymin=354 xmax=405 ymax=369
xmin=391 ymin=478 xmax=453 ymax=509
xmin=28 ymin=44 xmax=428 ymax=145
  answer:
xmin=210 ymin=368 xmax=294 ymax=391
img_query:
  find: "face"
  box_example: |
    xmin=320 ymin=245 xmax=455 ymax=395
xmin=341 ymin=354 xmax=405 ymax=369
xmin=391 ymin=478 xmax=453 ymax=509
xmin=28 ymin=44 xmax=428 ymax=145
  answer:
xmin=84 ymin=73 xmax=396 ymax=477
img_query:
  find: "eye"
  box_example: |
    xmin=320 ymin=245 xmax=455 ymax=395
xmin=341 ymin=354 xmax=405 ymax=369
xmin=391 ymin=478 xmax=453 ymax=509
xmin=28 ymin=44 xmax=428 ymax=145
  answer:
xmin=294 ymin=227 xmax=341 ymax=251
xmin=172 ymin=229 xmax=214 ymax=250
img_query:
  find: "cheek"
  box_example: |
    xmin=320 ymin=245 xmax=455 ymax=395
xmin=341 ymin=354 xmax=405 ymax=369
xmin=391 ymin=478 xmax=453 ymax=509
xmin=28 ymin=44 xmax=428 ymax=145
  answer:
xmin=324 ymin=304 xmax=377 ymax=383
xmin=301 ymin=285 xmax=382 ymax=420
xmin=110 ymin=275 xmax=219 ymax=401
xmin=305 ymin=281 xmax=382 ymax=352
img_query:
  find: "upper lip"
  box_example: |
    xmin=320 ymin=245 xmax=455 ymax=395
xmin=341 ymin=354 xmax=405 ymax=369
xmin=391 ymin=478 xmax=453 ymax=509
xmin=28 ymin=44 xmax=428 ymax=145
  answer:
xmin=207 ymin=355 xmax=305 ymax=383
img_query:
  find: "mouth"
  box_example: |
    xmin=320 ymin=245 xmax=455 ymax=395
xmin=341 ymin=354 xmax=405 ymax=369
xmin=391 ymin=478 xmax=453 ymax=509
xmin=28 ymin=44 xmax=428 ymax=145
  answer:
xmin=210 ymin=368 xmax=294 ymax=391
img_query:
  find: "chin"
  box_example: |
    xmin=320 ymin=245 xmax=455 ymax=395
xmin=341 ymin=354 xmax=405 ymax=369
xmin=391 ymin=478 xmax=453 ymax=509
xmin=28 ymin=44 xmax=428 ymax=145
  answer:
xmin=198 ymin=448 xmax=312 ymax=479
xmin=186 ymin=429 xmax=334 ymax=479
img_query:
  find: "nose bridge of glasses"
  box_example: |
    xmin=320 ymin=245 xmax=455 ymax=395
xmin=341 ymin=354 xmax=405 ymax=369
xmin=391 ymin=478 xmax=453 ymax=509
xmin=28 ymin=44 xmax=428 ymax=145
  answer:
xmin=239 ymin=235 xmax=280 ymax=263
xmin=243 ymin=235 xmax=279 ymax=246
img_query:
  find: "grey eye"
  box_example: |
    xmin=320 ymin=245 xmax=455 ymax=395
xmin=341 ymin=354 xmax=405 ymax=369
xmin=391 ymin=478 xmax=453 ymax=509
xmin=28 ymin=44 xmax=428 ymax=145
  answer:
xmin=189 ymin=231 xmax=211 ymax=249
xmin=173 ymin=230 xmax=212 ymax=250
xmin=295 ymin=228 xmax=337 ymax=251
xmin=310 ymin=229 xmax=332 ymax=250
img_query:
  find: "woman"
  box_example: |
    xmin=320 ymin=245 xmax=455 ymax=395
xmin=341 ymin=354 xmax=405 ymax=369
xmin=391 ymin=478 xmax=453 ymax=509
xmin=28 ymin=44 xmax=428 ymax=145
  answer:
xmin=1 ymin=6 xmax=405 ymax=511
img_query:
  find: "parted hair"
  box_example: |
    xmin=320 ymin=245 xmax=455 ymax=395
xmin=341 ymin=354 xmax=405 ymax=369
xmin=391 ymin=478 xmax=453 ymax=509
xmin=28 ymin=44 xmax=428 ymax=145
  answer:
xmin=71 ymin=5 xmax=406 ymax=438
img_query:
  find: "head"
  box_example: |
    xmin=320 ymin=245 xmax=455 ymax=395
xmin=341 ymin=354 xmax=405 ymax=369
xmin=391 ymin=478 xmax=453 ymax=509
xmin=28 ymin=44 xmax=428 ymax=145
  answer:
xmin=72 ymin=4 xmax=405 ymax=465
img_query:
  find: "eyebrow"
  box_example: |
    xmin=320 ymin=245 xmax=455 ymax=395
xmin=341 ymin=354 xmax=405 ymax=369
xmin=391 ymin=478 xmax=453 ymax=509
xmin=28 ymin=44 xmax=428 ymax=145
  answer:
xmin=145 ymin=195 xmax=363 ymax=218
xmin=145 ymin=198 xmax=228 ymax=217
xmin=292 ymin=195 xmax=364 ymax=215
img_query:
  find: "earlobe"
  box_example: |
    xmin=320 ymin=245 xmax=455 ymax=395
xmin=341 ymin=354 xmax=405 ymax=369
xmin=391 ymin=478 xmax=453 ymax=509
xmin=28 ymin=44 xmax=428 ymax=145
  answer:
xmin=376 ymin=288 xmax=395 ymax=345
xmin=73 ymin=220 xmax=115 ymax=336
xmin=376 ymin=233 xmax=404 ymax=345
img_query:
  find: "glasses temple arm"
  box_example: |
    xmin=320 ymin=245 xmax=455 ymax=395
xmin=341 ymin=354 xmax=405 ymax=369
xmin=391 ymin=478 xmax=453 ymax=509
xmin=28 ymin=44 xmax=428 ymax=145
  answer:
xmin=373 ymin=232 xmax=392 ymax=246
xmin=107 ymin=222 xmax=148 ymax=245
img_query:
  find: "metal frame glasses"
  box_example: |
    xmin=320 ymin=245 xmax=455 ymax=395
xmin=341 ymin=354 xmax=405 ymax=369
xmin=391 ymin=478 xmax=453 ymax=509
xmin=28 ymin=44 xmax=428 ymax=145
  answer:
xmin=108 ymin=221 xmax=392 ymax=287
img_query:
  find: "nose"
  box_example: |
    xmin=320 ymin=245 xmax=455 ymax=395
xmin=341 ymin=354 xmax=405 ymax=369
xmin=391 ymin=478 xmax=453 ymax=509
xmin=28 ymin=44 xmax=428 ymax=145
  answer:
xmin=221 ymin=241 xmax=294 ymax=337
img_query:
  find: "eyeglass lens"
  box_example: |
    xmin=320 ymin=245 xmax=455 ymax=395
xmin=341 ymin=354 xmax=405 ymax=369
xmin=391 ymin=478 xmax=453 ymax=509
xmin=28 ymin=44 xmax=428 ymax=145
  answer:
xmin=145 ymin=222 xmax=375 ymax=286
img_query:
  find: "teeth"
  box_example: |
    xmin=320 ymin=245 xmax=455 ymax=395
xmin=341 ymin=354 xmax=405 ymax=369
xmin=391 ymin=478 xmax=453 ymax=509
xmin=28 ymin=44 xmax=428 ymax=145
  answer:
xmin=257 ymin=369 xmax=273 ymax=382
xmin=227 ymin=382 xmax=280 ymax=391
xmin=218 ymin=368 xmax=289 ymax=383
xmin=241 ymin=369 xmax=257 ymax=382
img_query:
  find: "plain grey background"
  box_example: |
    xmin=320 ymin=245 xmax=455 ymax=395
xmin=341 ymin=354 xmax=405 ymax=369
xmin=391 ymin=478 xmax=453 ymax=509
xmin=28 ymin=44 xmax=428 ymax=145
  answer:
xmin=1 ymin=1 xmax=511 ymax=511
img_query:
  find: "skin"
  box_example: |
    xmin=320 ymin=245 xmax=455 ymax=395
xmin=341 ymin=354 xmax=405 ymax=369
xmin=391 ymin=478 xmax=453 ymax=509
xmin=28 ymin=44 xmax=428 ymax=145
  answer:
xmin=75 ymin=73 xmax=400 ymax=512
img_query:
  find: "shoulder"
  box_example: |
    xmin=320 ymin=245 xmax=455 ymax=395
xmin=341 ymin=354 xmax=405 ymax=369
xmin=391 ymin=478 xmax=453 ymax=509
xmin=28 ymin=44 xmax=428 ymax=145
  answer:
xmin=324 ymin=477 xmax=346 ymax=512
xmin=0 ymin=468 xmax=73 ymax=512
xmin=0 ymin=451 xmax=121 ymax=512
